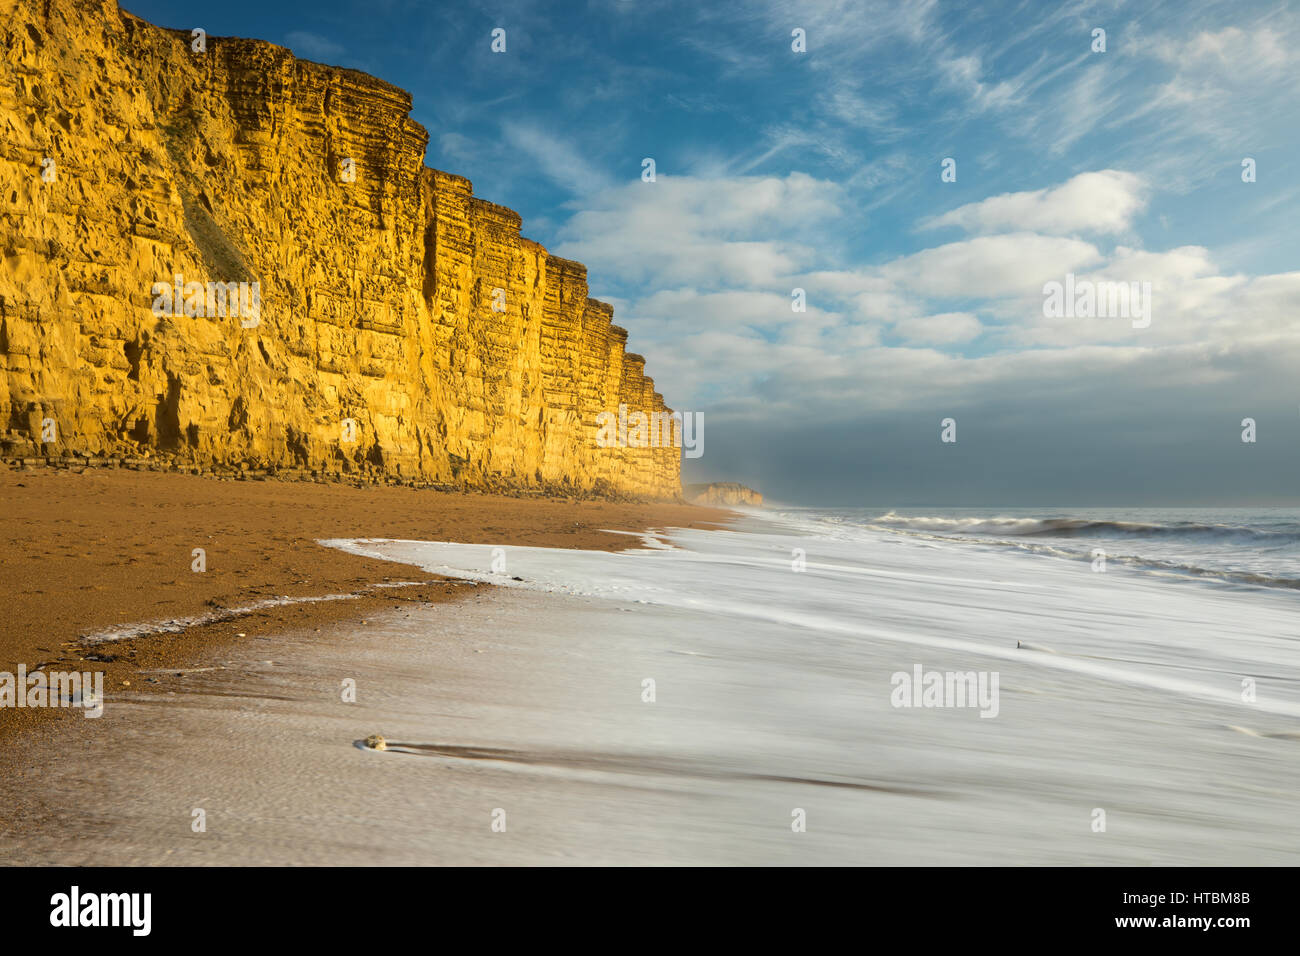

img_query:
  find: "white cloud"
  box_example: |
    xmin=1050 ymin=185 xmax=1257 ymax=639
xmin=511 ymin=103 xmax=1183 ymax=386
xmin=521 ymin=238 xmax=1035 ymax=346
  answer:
xmin=938 ymin=53 xmax=1020 ymax=112
xmin=557 ymin=173 xmax=845 ymax=288
xmin=1152 ymin=25 xmax=1293 ymax=88
xmin=636 ymin=288 xmax=836 ymax=331
xmin=1121 ymin=21 xmax=1300 ymax=172
xmin=550 ymin=161 xmax=1300 ymax=464
xmin=880 ymin=233 xmax=1102 ymax=299
xmin=892 ymin=312 xmax=983 ymax=345
xmin=923 ymin=171 xmax=1148 ymax=237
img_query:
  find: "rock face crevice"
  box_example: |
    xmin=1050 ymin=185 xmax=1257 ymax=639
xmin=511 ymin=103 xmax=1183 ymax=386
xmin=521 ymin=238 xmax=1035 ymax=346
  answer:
xmin=0 ymin=0 xmax=681 ymax=497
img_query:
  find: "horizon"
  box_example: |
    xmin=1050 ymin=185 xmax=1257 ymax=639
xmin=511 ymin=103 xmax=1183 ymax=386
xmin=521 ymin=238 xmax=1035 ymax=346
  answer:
xmin=123 ymin=0 xmax=1300 ymax=507
xmin=750 ymin=500 xmax=1300 ymax=511
xmin=8 ymin=0 xmax=1300 ymax=886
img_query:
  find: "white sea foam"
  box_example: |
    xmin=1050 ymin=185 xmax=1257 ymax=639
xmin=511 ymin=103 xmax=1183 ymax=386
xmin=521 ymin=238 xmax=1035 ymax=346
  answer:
xmin=8 ymin=511 xmax=1300 ymax=864
xmin=78 ymin=582 xmax=436 ymax=645
xmin=79 ymin=593 xmax=362 ymax=644
xmin=323 ymin=515 xmax=1300 ymax=718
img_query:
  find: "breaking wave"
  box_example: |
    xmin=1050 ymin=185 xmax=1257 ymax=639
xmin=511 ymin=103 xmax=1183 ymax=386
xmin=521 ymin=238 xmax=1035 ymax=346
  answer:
xmin=865 ymin=513 xmax=1300 ymax=544
xmin=762 ymin=507 xmax=1300 ymax=593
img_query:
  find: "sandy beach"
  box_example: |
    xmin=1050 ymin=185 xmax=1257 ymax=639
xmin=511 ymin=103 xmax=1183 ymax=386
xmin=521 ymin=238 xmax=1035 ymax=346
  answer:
xmin=0 ymin=464 xmax=731 ymax=784
xmin=4 ymin=0 xmax=1296 ymax=906
xmin=6 ymin=509 xmax=1299 ymax=865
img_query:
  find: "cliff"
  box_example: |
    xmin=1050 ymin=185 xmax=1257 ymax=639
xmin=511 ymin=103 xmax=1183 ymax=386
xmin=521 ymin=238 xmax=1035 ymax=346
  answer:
xmin=0 ymin=0 xmax=681 ymax=498
xmin=684 ymin=483 xmax=763 ymax=508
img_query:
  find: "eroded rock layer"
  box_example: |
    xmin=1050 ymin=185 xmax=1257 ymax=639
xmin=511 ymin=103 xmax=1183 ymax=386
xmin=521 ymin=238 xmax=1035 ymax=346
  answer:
xmin=684 ymin=483 xmax=763 ymax=508
xmin=0 ymin=0 xmax=681 ymax=497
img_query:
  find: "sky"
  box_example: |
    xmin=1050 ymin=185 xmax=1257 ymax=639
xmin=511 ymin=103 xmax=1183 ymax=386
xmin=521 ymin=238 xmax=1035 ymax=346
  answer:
xmin=125 ymin=0 xmax=1300 ymax=506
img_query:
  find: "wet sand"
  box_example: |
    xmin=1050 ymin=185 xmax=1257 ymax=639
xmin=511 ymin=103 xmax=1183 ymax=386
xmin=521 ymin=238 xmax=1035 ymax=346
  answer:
xmin=0 ymin=465 xmax=731 ymax=776
xmin=9 ymin=523 xmax=1298 ymax=865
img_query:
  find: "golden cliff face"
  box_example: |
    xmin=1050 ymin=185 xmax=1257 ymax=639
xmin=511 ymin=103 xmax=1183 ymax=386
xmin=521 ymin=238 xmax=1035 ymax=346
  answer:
xmin=0 ymin=0 xmax=682 ymax=498
xmin=684 ymin=483 xmax=764 ymax=508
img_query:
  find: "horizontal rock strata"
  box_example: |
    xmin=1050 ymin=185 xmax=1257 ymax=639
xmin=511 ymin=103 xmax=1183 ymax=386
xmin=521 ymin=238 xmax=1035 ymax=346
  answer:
xmin=0 ymin=0 xmax=680 ymax=497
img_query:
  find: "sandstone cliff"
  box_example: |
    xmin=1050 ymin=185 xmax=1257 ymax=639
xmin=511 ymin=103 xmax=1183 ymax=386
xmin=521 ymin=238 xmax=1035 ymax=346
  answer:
xmin=0 ymin=0 xmax=681 ymax=498
xmin=684 ymin=483 xmax=763 ymax=508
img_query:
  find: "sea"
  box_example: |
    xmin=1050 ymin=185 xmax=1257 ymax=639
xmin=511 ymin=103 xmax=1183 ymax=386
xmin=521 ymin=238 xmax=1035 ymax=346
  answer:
xmin=6 ymin=506 xmax=1300 ymax=865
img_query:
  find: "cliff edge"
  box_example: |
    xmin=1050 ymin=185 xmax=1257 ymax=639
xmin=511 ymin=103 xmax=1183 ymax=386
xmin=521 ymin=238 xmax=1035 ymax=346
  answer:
xmin=0 ymin=0 xmax=680 ymax=498
xmin=685 ymin=483 xmax=763 ymax=508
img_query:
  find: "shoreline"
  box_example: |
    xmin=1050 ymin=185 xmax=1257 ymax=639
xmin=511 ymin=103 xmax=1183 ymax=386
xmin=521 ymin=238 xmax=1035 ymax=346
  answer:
xmin=0 ymin=467 xmax=734 ymax=769
xmin=9 ymin=516 xmax=1299 ymax=864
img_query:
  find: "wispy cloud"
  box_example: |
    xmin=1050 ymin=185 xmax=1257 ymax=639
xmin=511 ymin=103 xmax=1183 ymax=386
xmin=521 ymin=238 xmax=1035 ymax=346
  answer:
xmin=284 ymin=30 xmax=350 ymax=65
xmin=500 ymin=122 xmax=616 ymax=196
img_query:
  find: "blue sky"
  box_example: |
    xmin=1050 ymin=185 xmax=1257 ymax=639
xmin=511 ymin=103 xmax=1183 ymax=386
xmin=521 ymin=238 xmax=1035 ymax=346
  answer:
xmin=126 ymin=0 xmax=1300 ymax=505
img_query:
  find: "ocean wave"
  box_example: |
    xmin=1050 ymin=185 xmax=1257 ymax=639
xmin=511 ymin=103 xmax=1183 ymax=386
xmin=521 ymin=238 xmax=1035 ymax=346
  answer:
xmin=865 ymin=512 xmax=1299 ymax=544
xmin=1033 ymin=544 xmax=1300 ymax=591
